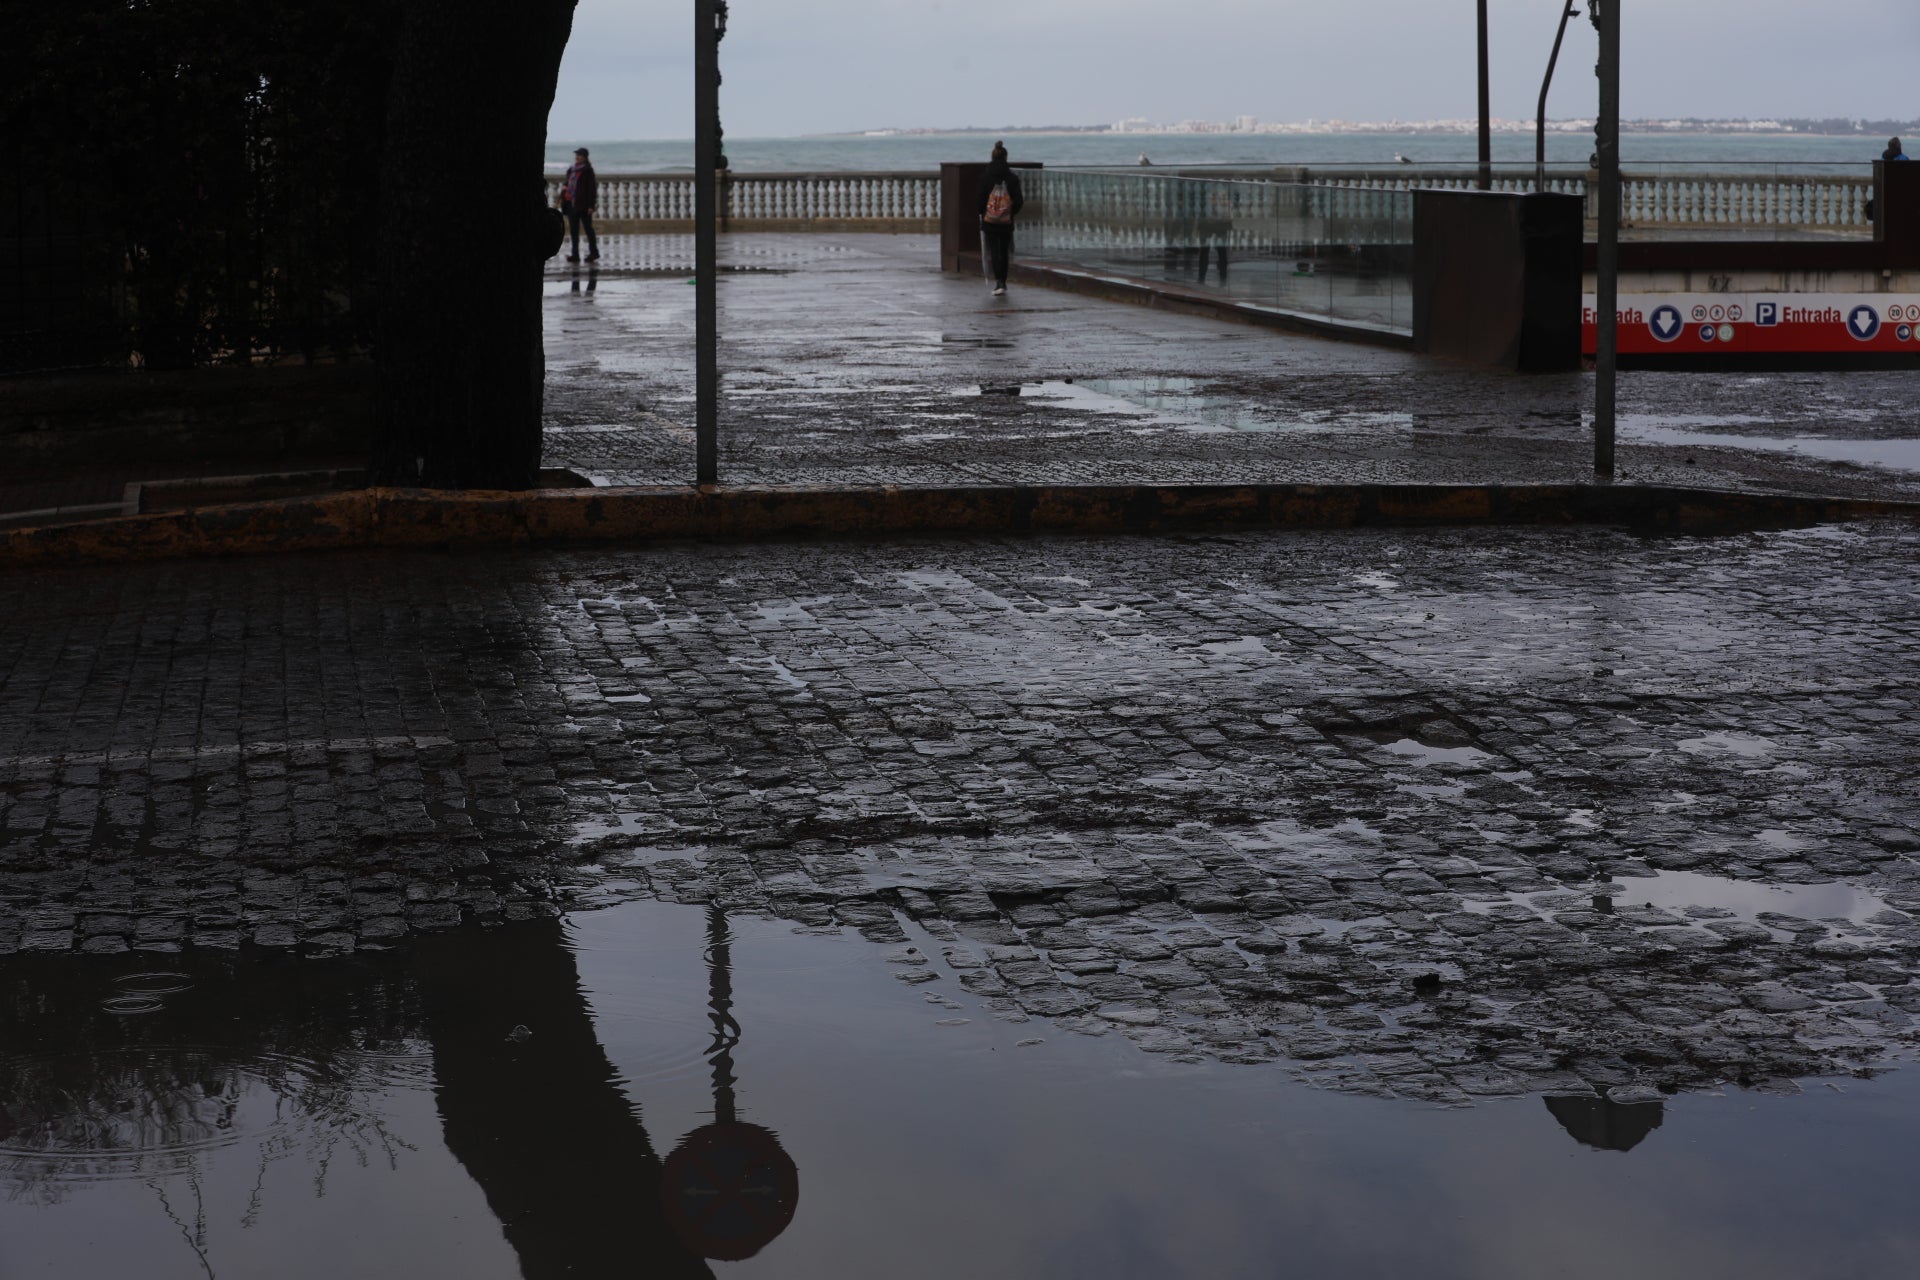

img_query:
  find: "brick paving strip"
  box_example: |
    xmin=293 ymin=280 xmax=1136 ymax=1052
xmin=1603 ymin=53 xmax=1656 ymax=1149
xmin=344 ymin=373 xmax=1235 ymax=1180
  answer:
xmin=4 ymin=524 xmax=1919 ymax=1106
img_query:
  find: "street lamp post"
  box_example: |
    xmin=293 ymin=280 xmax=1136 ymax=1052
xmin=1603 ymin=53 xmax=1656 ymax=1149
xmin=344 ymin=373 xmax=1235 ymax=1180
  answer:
xmin=1536 ymin=6 xmax=1583 ymax=194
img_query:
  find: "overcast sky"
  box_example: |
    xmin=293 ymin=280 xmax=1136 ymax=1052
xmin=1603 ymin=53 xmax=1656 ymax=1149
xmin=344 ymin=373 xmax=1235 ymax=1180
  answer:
xmin=548 ymin=0 xmax=1919 ymax=139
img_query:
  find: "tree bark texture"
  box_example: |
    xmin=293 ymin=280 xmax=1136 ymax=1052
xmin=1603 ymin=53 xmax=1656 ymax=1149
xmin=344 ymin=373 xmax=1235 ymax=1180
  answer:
xmin=369 ymin=0 xmax=578 ymax=489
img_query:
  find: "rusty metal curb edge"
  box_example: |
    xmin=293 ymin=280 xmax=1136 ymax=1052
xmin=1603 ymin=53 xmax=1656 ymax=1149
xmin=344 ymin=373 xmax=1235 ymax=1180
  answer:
xmin=3 ymin=483 xmax=1917 ymax=570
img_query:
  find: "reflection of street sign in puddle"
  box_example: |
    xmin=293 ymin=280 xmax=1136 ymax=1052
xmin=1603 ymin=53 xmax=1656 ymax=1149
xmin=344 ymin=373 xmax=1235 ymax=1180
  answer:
xmin=661 ymin=908 xmax=800 ymax=1262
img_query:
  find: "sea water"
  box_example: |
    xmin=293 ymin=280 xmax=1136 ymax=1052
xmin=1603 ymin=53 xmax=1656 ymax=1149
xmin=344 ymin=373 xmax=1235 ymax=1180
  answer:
xmin=545 ymin=131 xmax=1886 ymax=174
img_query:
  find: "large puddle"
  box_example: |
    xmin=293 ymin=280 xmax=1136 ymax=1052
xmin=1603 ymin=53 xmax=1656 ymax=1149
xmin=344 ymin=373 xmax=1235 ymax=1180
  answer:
xmin=1620 ymin=415 xmax=1920 ymax=473
xmin=945 ymin=383 xmax=1920 ymax=470
xmin=4 ymin=900 xmax=1919 ymax=1278
xmin=954 ymin=379 xmax=1416 ymax=435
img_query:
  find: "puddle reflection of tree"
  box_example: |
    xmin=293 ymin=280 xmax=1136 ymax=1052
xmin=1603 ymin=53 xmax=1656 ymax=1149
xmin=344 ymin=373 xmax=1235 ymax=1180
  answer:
xmin=1 ymin=915 xmax=798 ymax=1277
xmin=0 ymin=951 xmax=425 ymax=1208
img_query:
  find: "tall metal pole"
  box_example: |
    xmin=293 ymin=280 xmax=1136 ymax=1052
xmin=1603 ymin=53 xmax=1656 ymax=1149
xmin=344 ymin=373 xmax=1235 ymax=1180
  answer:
xmin=694 ymin=0 xmax=720 ymax=486
xmin=1477 ymin=0 xmax=1493 ymax=190
xmin=1592 ymin=0 xmax=1619 ymax=477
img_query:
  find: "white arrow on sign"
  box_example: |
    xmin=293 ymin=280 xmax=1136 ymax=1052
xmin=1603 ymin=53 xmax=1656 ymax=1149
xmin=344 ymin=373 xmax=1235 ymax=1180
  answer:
xmin=1649 ymin=305 xmax=1683 ymax=342
xmin=1849 ymin=306 xmax=1881 ymax=341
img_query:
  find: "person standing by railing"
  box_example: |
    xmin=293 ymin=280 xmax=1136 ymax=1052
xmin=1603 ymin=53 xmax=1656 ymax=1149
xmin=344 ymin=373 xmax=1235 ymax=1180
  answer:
xmin=1867 ymin=138 xmax=1907 ymax=222
xmin=977 ymin=141 xmax=1024 ymax=297
xmin=562 ymin=147 xmax=600 ymax=263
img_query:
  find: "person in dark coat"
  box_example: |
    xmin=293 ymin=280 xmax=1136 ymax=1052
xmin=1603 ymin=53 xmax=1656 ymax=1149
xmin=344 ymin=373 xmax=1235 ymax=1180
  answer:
xmin=976 ymin=141 xmax=1025 ymax=296
xmin=563 ymin=147 xmax=600 ymax=263
xmin=1868 ymin=138 xmax=1908 ymax=221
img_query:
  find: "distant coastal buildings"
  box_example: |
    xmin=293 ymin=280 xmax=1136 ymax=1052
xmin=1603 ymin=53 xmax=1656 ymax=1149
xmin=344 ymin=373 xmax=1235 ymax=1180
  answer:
xmin=1103 ymin=116 xmax=1879 ymax=137
xmin=856 ymin=116 xmax=1919 ymax=138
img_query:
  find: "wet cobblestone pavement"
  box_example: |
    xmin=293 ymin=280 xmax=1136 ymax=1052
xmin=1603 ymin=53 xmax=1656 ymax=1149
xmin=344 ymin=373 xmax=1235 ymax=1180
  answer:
xmin=5 ymin=523 xmax=1919 ymax=1106
xmin=541 ymin=234 xmax=1920 ymax=499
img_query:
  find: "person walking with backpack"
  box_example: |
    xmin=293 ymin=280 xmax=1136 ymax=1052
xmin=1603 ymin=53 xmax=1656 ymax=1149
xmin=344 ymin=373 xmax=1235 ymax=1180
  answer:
xmin=562 ymin=147 xmax=599 ymax=263
xmin=977 ymin=141 xmax=1024 ymax=297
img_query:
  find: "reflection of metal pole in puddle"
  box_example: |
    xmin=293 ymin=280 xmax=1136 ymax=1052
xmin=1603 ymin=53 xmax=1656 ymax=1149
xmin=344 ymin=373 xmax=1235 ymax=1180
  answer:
xmin=705 ymin=904 xmax=741 ymax=1126
xmin=661 ymin=906 xmax=800 ymax=1261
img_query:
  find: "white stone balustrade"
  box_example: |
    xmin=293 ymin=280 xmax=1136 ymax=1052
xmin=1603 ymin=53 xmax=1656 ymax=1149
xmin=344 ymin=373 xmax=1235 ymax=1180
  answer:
xmin=543 ymin=168 xmax=1876 ymax=236
xmin=543 ymin=172 xmax=940 ymax=230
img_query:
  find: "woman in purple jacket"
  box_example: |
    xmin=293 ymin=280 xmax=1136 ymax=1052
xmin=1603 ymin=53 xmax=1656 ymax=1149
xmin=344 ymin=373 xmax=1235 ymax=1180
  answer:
xmin=562 ymin=147 xmax=599 ymax=263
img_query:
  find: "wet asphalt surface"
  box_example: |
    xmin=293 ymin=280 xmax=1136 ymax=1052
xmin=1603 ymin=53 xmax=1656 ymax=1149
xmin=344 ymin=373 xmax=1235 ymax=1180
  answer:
xmin=4 ymin=521 xmax=1919 ymax=1105
xmin=540 ymin=234 xmax=1920 ymax=498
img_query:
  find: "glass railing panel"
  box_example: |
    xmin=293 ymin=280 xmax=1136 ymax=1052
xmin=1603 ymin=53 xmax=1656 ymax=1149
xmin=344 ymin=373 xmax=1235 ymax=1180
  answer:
xmin=1024 ymin=171 xmax=1415 ymax=336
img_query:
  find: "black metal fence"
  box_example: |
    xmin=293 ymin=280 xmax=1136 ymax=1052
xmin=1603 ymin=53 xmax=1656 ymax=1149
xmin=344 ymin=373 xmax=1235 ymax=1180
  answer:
xmin=1 ymin=5 xmax=386 ymax=378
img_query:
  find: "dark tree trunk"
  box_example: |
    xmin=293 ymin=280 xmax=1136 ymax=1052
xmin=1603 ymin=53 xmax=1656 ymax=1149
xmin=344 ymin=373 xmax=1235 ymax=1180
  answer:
xmin=368 ymin=0 xmax=577 ymax=489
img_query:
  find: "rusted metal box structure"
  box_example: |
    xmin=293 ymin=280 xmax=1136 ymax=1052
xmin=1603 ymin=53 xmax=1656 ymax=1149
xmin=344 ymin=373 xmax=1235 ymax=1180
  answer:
xmin=1412 ymin=191 xmax=1585 ymax=372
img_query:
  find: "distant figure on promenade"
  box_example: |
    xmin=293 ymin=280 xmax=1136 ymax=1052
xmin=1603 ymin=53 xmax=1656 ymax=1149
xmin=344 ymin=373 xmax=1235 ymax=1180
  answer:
xmin=562 ymin=147 xmax=599 ymax=263
xmin=1195 ymin=183 xmax=1232 ymax=284
xmin=977 ymin=141 xmax=1024 ymax=297
xmin=1868 ymin=138 xmax=1906 ymax=220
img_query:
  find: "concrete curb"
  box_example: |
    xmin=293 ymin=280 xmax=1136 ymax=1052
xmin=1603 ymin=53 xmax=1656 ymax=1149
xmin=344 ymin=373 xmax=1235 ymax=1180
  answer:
xmin=3 ymin=483 xmax=1917 ymax=569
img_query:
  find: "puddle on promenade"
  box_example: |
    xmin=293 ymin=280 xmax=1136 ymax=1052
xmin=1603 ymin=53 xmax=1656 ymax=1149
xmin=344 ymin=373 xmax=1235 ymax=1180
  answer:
xmin=1459 ymin=869 xmax=1891 ymax=939
xmin=952 ymin=379 xmax=1415 ymax=435
xmin=5 ymin=900 xmax=1920 ymax=1279
xmin=1619 ymin=414 xmax=1920 ymax=473
xmin=1613 ymin=869 xmax=1891 ymax=925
